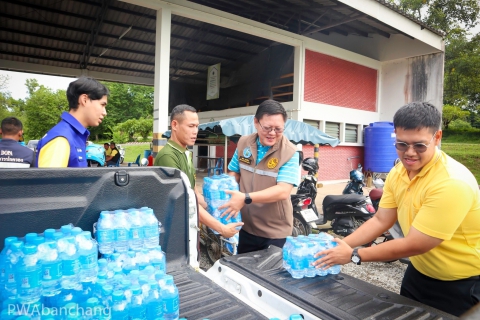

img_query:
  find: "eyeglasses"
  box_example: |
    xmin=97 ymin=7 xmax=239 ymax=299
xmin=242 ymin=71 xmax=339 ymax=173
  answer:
xmin=258 ymin=121 xmax=284 ymax=134
xmin=393 ymin=131 xmax=437 ymax=153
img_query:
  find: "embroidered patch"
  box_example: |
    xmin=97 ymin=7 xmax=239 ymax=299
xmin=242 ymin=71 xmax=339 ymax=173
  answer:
xmin=239 ymin=156 xmax=252 ymax=165
xmin=243 ymin=147 xmax=252 ymax=158
xmin=267 ymin=157 xmax=279 ymax=169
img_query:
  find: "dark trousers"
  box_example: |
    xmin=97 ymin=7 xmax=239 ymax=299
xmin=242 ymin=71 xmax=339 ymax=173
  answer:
xmin=400 ymin=263 xmax=480 ymax=317
xmin=237 ymin=229 xmax=286 ymax=254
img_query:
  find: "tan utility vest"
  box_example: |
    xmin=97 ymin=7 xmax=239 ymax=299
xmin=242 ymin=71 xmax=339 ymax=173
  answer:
xmin=237 ymin=133 xmax=297 ymax=238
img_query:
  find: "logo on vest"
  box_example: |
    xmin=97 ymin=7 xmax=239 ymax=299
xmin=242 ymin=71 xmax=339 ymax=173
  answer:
xmin=243 ymin=147 xmax=252 ymax=158
xmin=239 ymin=156 xmax=252 ymax=165
xmin=267 ymin=157 xmax=279 ymax=169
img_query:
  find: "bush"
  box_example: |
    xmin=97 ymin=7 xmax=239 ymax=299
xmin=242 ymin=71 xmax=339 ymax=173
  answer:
xmin=449 ymin=119 xmax=472 ymax=130
xmin=112 ymin=131 xmax=129 ymax=144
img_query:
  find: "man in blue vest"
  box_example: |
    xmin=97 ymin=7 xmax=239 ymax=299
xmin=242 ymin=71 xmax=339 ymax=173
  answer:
xmin=0 ymin=117 xmax=35 ymax=168
xmin=36 ymin=77 xmax=109 ymax=167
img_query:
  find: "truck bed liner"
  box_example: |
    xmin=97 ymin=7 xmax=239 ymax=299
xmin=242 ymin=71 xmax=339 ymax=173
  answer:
xmin=220 ymin=246 xmax=456 ymax=320
xmin=174 ymin=267 xmax=267 ymax=320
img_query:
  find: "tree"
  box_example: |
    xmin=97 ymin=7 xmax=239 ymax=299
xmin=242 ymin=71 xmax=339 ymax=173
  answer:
xmin=23 ymin=81 xmax=68 ymax=140
xmin=89 ymin=82 xmax=154 ymax=141
xmin=441 ymin=104 xmax=470 ymax=129
xmin=387 ymin=0 xmax=480 ymax=35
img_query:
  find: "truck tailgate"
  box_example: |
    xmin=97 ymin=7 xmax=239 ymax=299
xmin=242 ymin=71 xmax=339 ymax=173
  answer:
xmin=218 ymin=246 xmax=456 ymax=320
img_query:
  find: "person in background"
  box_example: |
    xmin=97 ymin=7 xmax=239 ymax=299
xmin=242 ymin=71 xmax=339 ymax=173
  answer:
xmin=103 ymin=142 xmax=111 ymax=157
xmin=154 ymin=104 xmax=242 ymax=238
xmin=36 ymin=77 xmax=109 ymax=167
xmin=314 ymin=102 xmax=480 ymax=317
xmin=105 ymin=141 xmax=120 ymax=166
xmin=219 ymin=99 xmax=300 ymax=254
xmin=0 ymin=117 xmax=35 ymax=168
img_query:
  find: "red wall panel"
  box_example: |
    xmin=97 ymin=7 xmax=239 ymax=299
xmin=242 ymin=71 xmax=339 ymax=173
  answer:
xmin=302 ymin=145 xmax=364 ymax=181
xmin=304 ymin=50 xmax=377 ymax=111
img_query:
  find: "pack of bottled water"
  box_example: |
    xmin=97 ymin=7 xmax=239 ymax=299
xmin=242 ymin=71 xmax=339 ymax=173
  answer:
xmin=0 ymin=224 xmax=180 ymax=320
xmin=203 ymin=174 xmax=243 ymax=233
xmin=94 ymin=207 xmax=162 ymax=255
xmin=283 ymin=233 xmax=341 ymax=279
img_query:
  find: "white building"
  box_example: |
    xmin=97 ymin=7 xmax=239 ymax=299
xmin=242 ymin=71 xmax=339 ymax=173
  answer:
xmin=0 ymin=0 xmax=444 ymax=180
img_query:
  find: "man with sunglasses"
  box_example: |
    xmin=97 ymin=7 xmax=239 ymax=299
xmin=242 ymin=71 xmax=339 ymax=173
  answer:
xmin=219 ymin=100 xmax=300 ymax=254
xmin=314 ymin=102 xmax=480 ymax=316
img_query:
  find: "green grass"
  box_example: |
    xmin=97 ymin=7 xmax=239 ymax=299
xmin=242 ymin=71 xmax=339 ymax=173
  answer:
xmin=122 ymin=143 xmax=150 ymax=163
xmin=442 ymin=130 xmax=480 ymax=143
xmin=441 ymin=143 xmax=480 ymax=184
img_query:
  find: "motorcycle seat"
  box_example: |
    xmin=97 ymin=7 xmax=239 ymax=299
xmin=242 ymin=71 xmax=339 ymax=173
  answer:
xmin=322 ymin=194 xmax=366 ymax=208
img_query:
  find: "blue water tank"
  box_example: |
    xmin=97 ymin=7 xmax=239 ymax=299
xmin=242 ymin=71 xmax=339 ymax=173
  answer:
xmin=364 ymin=122 xmax=397 ymax=173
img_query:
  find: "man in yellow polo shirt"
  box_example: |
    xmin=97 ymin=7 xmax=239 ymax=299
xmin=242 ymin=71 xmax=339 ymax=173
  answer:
xmin=314 ymin=102 xmax=480 ymax=316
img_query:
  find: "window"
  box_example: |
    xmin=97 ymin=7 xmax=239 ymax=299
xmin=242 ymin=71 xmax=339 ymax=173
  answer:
xmin=303 ymin=119 xmax=319 ymax=128
xmin=345 ymin=124 xmax=358 ymax=143
xmin=325 ymin=122 xmax=340 ymax=139
xmin=362 ymin=125 xmax=368 ymax=143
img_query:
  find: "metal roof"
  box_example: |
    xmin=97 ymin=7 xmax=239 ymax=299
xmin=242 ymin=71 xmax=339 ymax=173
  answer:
xmin=0 ymin=0 xmax=442 ymax=84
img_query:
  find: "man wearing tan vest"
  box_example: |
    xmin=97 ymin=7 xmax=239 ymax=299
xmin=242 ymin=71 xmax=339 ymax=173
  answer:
xmin=220 ymin=100 xmax=300 ymax=254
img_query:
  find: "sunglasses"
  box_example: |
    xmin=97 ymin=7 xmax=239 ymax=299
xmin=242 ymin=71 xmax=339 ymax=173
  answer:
xmin=258 ymin=121 xmax=284 ymax=134
xmin=393 ymin=131 xmax=437 ymax=153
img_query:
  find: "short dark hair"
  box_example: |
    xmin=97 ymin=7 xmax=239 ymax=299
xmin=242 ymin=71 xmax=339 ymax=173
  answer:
xmin=66 ymin=77 xmax=109 ymax=110
xmin=255 ymin=99 xmax=287 ymax=122
xmin=104 ymin=143 xmax=109 ymax=146
xmin=110 ymin=142 xmax=116 ymax=146
xmin=393 ymin=102 xmax=441 ymax=133
xmin=1 ymin=117 xmax=23 ymax=135
xmin=170 ymin=104 xmax=197 ymax=123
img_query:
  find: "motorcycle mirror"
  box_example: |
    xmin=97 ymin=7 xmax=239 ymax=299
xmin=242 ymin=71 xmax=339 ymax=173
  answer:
xmin=140 ymin=158 xmax=149 ymax=166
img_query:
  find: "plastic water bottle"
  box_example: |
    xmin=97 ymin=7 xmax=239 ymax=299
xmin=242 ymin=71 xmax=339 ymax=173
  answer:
xmin=0 ymin=237 xmax=18 ymax=298
xmin=315 ymin=239 xmax=328 ymax=277
xmin=290 ymin=243 xmax=304 ymax=279
xmin=76 ymin=231 xmax=98 ymax=282
xmin=58 ymin=236 xmax=80 ymax=290
xmin=113 ymin=210 xmax=129 ymax=253
xmin=120 ymin=279 xmax=133 ymax=304
xmin=111 ymin=290 xmax=129 ymax=320
xmin=142 ymin=208 xmax=160 ymax=248
xmin=149 ymin=246 xmax=166 ymax=273
xmin=16 ymin=244 xmax=42 ymax=304
xmin=127 ymin=209 xmax=144 ymax=251
xmin=162 ymin=275 xmax=179 ymax=320
xmin=305 ymin=242 xmax=317 ymax=278
xmin=101 ymin=284 xmax=113 ymax=309
xmin=282 ymin=236 xmax=293 ymax=271
xmin=145 ymin=280 xmax=163 ymax=319
xmin=38 ymin=240 xmax=62 ymax=297
xmin=3 ymin=241 xmax=24 ymax=300
xmin=327 ymin=241 xmax=341 ymax=275
xmin=129 ymin=284 xmax=146 ymax=320
xmin=61 ymin=225 xmax=73 ymax=237
xmin=96 ymin=211 xmax=115 ymax=255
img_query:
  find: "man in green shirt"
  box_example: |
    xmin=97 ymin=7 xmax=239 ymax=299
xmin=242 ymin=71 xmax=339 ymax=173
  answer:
xmin=154 ymin=104 xmax=243 ymax=238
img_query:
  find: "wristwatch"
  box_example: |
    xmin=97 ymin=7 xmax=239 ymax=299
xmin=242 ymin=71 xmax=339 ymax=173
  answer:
xmin=244 ymin=193 xmax=252 ymax=204
xmin=351 ymin=248 xmax=361 ymax=265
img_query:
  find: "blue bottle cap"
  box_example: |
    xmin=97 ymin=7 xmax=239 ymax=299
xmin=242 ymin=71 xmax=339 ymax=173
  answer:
xmin=32 ymin=236 xmax=45 ymax=246
xmin=112 ymin=290 xmax=124 ymax=301
xmin=23 ymin=244 xmax=37 ymax=255
xmin=53 ymin=232 xmax=64 ymax=240
xmin=61 ymin=225 xmax=72 ymax=234
xmin=102 ymin=284 xmax=113 ymax=295
xmin=86 ymin=297 xmax=99 ymax=308
xmin=44 ymin=229 xmax=56 ymax=239
xmin=149 ymin=280 xmax=159 ymax=289
xmin=138 ymin=275 xmax=149 ymax=284
xmin=164 ymin=274 xmax=174 ymax=285
xmin=98 ymin=258 xmax=107 ymax=267
xmin=72 ymin=227 xmax=83 ymax=236
xmin=4 ymin=236 xmax=18 ymax=247
xmin=131 ymin=285 xmax=142 ymax=295
xmin=25 ymin=232 xmax=38 ymax=243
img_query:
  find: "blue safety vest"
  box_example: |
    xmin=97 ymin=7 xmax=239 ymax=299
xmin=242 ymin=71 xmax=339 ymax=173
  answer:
xmin=36 ymin=112 xmax=90 ymax=167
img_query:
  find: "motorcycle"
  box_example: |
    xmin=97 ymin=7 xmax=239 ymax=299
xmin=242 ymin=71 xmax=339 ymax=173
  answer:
xmin=291 ymin=157 xmax=322 ymax=236
xmin=343 ymin=156 xmax=365 ymax=195
xmin=86 ymin=143 xmax=106 ymax=167
xmin=118 ymin=145 xmax=125 ymax=164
